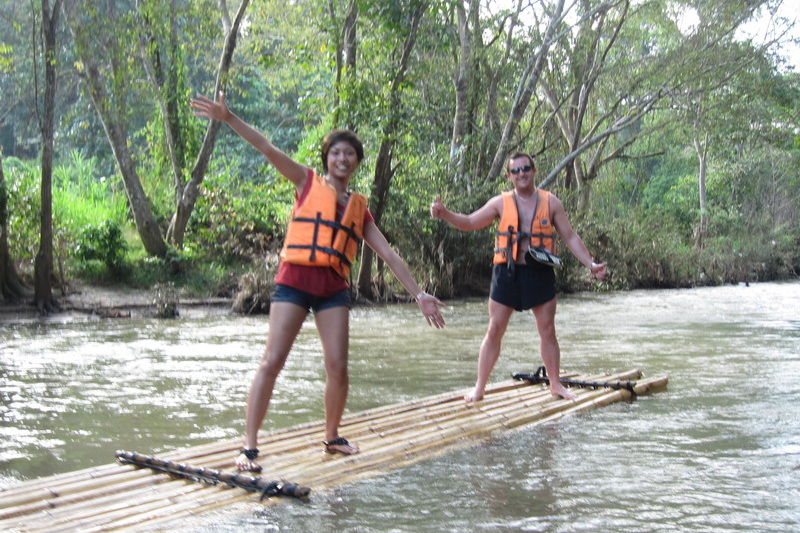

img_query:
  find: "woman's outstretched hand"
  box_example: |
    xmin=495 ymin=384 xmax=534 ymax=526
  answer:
xmin=190 ymin=91 xmax=232 ymax=122
xmin=417 ymin=293 xmax=446 ymax=329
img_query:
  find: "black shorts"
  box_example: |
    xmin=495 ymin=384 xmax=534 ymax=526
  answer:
xmin=272 ymin=284 xmax=351 ymax=312
xmin=490 ymin=263 xmax=556 ymax=311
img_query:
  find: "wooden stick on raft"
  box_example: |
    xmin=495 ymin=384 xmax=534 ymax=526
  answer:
xmin=512 ymin=366 xmax=640 ymax=394
xmin=115 ymin=451 xmax=311 ymax=500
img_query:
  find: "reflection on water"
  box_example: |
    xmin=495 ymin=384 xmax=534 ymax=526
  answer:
xmin=2 ymin=282 xmax=799 ymax=532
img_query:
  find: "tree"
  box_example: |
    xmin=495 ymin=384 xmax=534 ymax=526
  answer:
xmin=0 ymin=7 xmax=31 ymax=303
xmin=138 ymin=0 xmax=190 ymax=221
xmin=667 ymin=1 xmax=785 ymax=247
xmin=62 ymin=0 xmax=168 ymax=257
xmin=165 ymin=0 xmax=251 ymax=247
xmin=485 ymin=0 xmax=565 ymax=181
xmin=536 ymin=0 xmax=676 ymax=213
xmin=355 ymin=0 xmax=430 ymax=299
xmin=33 ymin=0 xmax=62 ymax=313
xmin=445 ymin=0 xmax=558 ymax=184
xmin=449 ymin=0 xmax=474 ymax=163
xmin=330 ymin=0 xmax=358 ymax=128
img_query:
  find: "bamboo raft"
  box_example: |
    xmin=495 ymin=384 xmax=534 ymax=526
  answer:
xmin=0 ymin=369 xmax=667 ymax=532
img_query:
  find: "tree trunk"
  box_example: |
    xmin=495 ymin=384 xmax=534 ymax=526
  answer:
xmin=139 ymin=0 xmax=185 ymax=204
xmin=34 ymin=0 xmax=62 ymax=314
xmin=449 ymin=1 xmax=470 ymax=162
xmin=693 ymin=131 xmax=709 ymax=249
xmin=357 ymin=133 xmax=395 ymax=299
xmin=343 ymin=0 xmax=357 ymax=71
xmin=475 ymin=0 xmax=523 ymax=180
xmin=63 ymin=1 xmax=168 ymax=258
xmin=165 ymin=0 xmax=250 ymax=248
xmin=356 ymin=1 xmax=428 ymax=299
xmin=330 ymin=0 xmax=358 ymax=129
xmin=85 ymin=63 xmax=169 ymax=257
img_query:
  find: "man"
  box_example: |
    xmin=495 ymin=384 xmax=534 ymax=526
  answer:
xmin=430 ymin=153 xmax=606 ymax=402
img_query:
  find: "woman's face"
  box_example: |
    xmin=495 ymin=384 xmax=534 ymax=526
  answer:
xmin=326 ymin=141 xmax=360 ymax=180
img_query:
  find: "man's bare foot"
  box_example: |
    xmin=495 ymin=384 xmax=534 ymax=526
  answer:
xmin=550 ymin=383 xmax=577 ymax=400
xmin=235 ymin=448 xmax=262 ymax=473
xmin=324 ymin=437 xmax=360 ymax=455
xmin=464 ymin=387 xmax=484 ymax=404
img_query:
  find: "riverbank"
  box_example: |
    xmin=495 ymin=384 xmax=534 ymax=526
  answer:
xmin=0 ymin=283 xmax=232 ymax=323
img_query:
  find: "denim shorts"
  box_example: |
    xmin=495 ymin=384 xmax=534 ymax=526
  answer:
xmin=271 ymin=284 xmax=352 ymax=312
xmin=490 ymin=263 xmax=556 ymax=311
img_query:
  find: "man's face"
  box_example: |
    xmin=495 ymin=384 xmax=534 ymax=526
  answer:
xmin=507 ymin=157 xmax=536 ymax=188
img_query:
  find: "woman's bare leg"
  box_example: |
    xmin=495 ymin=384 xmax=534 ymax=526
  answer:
xmin=236 ymin=301 xmax=308 ymax=471
xmin=315 ymin=304 xmax=358 ymax=454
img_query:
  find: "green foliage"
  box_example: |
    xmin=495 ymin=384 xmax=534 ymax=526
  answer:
xmin=2 ymin=0 xmax=798 ymax=301
xmin=293 ymin=121 xmax=336 ymax=174
xmin=565 ymin=209 xmax=700 ymax=291
xmin=383 ymin=140 xmax=503 ymax=297
xmin=110 ymin=248 xmax=247 ymax=297
xmin=74 ymin=220 xmax=129 ymax=274
xmin=136 ymin=119 xmax=175 ymax=224
xmin=187 ymin=171 xmax=293 ymax=262
xmin=53 ymin=150 xmax=129 ymax=230
xmin=0 ymin=43 xmax=12 ymax=72
xmin=4 ymin=152 xmax=131 ymax=277
xmin=3 ymin=157 xmax=41 ymax=268
xmin=558 ymin=135 xmax=800 ymax=291
xmin=701 ymin=224 xmax=798 ymax=284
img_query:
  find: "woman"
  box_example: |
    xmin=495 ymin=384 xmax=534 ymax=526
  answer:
xmin=191 ymin=92 xmax=446 ymax=472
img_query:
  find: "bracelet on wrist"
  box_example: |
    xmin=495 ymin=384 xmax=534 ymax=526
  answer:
xmin=416 ymin=292 xmax=428 ymax=301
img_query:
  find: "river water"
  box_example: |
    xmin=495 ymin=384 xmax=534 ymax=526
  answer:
xmin=1 ymin=281 xmax=799 ymax=532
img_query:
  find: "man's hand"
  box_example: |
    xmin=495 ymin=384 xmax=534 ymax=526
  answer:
xmin=590 ymin=261 xmax=607 ymax=281
xmin=430 ymin=195 xmax=446 ymax=219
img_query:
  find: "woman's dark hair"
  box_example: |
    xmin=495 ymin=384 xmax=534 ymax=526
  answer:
xmin=321 ymin=129 xmax=365 ymax=173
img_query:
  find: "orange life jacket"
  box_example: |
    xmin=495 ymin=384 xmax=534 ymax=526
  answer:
xmin=493 ymin=189 xmax=557 ymax=265
xmin=280 ymin=172 xmax=368 ymax=279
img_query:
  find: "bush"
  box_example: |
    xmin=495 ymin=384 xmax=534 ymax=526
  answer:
xmin=188 ymin=172 xmax=292 ymax=262
xmin=74 ymin=220 xmax=128 ymax=274
xmin=563 ymin=207 xmax=699 ymax=291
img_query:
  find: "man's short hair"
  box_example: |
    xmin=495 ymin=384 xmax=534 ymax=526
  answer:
xmin=507 ymin=152 xmax=536 ymax=170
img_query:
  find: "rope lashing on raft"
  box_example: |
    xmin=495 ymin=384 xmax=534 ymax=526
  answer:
xmin=115 ymin=450 xmax=311 ymax=501
xmin=512 ymin=366 xmax=637 ymax=397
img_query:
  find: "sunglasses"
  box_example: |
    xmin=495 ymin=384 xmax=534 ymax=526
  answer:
xmin=509 ymin=165 xmax=533 ymax=175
